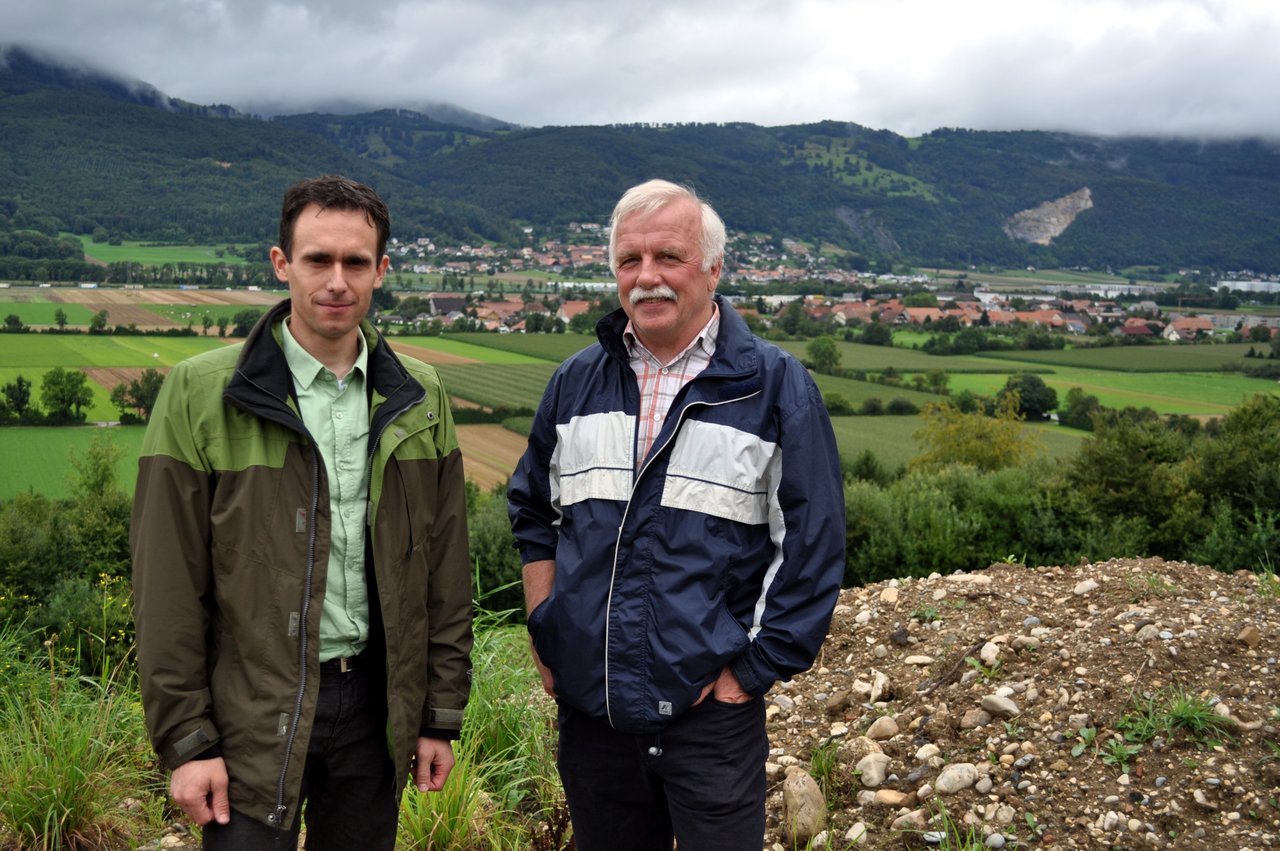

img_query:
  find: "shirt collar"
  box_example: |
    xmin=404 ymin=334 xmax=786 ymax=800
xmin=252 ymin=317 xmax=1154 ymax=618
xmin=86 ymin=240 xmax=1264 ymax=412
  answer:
xmin=624 ymin=302 xmax=720 ymax=367
xmin=280 ymin=317 xmax=368 ymax=391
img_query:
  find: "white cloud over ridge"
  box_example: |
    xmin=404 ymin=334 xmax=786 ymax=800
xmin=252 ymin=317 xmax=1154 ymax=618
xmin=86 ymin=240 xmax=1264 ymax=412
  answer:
xmin=4 ymin=0 xmax=1279 ymax=137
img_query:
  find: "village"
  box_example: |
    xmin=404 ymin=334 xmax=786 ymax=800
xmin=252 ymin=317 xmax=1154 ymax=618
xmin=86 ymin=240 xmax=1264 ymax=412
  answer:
xmin=382 ymin=223 xmax=1280 ymax=343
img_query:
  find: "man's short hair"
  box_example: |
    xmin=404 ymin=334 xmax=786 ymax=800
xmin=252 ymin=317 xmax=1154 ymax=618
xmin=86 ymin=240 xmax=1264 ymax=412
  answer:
xmin=607 ymin=179 xmax=726 ymax=274
xmin=278 ymin=175 xmax=391 ymax=260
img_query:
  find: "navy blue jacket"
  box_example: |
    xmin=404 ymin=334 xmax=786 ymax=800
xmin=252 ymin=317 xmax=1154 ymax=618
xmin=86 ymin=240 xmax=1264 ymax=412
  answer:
xmin=508 ymin=297 xmax=845 ymax=733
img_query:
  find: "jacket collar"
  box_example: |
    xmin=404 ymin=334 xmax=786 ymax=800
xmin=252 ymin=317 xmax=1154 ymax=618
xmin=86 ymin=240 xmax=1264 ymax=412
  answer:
xmin=597 ymin=294 xmax=759 ymax=379
xmin=226 ymin=299 xmax=424 ymax=431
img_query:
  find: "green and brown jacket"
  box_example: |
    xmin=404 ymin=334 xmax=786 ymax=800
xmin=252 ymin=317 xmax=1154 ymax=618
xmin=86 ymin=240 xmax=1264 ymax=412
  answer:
xmin=131 ymin=300 xmax=473 ymax=829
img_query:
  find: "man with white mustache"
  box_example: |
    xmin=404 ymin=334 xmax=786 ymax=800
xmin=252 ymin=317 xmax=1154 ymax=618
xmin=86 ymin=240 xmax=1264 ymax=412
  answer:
xmin=509 ymin=179 xmax=845 ymax=850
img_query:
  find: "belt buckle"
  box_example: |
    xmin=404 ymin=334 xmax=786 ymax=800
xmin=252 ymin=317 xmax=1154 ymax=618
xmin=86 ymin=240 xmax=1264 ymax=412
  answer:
xmin=339 ymin=656 xmax=352 ymax=673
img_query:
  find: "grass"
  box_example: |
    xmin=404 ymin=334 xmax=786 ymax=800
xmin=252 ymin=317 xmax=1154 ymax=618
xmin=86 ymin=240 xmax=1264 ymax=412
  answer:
xmin=0 ymin=609 xmax=569 ymax=851
xmin=0 ymin=335 xmax=230 ymax=369
xmin=71 ymin=234 xmax=256 ymax=265
xmin=397 ymin=608 xmax=566 ymax=849
xmin=432 ymin=364 xmax=557 ymax=411
xmin=0 ymin=301 xmax=98 ymax=326
xmin=0 ymin=426 xmax=146 ymax=500
xmin=392 ymin=336 xmax=549 ymax=365
xmin=0 ymin=627 xmax=162 ymax=850
xmin=442 ymin=331 xmax=597 ymax=363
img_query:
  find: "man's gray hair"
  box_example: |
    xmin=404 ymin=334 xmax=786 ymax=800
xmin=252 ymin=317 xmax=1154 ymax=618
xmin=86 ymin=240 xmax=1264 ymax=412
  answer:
xmin=607 ymin=179 xmax=726 ymax=274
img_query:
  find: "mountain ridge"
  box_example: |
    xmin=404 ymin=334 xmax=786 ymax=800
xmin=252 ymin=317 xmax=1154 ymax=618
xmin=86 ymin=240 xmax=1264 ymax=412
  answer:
xmin=5 ymin=46 xmax=1280 ymax=272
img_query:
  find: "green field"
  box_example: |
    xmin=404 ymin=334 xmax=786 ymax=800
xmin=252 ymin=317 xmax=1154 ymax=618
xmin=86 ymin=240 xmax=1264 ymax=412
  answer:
xmin=71 ymin=235 xmax=257 ymax=265
xmin=827 ymin=413 xmax=1087 ymax=473
xmin=0 ymin=335 xmax=232 ymax=368
xmin=773 ymin=338 xmax=1013 ymax=373
xmin=0 ymin=425 xmax=146 ymax=500
xmin=0 ymin=300 xmax=97 ymax=326
xmin=391 ymin=336 xmax=548 ymax=364
xmin=442 ymin=331 xmax=596 ymax=362
xmin=142 ymin=303 xmax=279 ymax=324
xmin=810 ymin=372 xmax=941 ymax=407
xmin=979 ymin=342 xmax=1259 ymax=371
xmin=947 ymin=367 xmax=1278 ymax=415
xmin=432 ymin=363 xmax=558 ymax=410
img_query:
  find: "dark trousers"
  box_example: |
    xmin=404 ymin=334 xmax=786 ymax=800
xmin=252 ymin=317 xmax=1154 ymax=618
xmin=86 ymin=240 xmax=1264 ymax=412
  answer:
xmin=202 ymin=659 xmax=398 ymax=851
xmin=556 ymin=698 xmax=768 ymax=851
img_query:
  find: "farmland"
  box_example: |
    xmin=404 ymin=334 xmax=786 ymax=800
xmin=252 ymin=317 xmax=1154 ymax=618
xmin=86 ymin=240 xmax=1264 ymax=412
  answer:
xmin=72 ymin=235 xmax=259 ymax=266
xmin=4 ymin=287 xmax=1280 ymax=500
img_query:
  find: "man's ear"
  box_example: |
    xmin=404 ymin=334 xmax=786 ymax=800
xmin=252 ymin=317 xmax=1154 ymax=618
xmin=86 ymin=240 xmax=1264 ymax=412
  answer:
xmin=269 ymin=246 xmax=290 ymax=283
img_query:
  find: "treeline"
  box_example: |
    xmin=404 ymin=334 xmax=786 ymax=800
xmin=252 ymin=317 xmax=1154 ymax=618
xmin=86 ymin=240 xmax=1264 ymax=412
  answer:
xmin=842 ymin=393 xmax=1280 ymax=585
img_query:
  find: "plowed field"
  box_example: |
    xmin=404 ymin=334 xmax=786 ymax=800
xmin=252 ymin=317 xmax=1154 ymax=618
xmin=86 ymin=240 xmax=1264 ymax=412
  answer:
xmin=455 ymin=424 xmax=527 ymax=491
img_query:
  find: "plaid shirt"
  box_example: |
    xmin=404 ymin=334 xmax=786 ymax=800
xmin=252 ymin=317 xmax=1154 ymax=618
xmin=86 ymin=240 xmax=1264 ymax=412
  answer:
xmin=624 ymin=304 xmax=720 ymax=469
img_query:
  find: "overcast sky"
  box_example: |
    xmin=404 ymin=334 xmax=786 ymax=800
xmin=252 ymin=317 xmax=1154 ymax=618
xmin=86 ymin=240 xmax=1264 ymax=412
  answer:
xmin=4 ymin=0 xmax=1278 ymax=138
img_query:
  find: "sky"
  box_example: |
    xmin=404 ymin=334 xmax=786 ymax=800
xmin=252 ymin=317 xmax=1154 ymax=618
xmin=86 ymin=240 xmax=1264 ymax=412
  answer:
xmin=3 ymin=0 xmax=1279 ymax=138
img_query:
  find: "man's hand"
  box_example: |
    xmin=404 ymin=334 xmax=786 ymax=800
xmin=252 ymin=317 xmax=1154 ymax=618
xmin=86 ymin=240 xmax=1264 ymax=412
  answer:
xmin=694 ymin=666 xmax=752 ymax=706
xmin=413 ymin=737 xmax=456 ymax=792
xmin=170 ymin=757 xmax=231 ymax=826
xmin=529 ymin=640 xmax=557 ymax=697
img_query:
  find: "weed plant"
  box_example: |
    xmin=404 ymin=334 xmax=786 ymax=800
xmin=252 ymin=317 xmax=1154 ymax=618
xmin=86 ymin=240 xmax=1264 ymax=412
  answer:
xmin=0 ymin=627 xmax=161 ymax=850
xmin=397 ymin=606 xmax=567 ymax=850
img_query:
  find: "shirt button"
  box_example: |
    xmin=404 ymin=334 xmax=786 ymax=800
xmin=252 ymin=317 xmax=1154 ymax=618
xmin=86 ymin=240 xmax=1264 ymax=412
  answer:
xmin=335 ymin=412 xmax=344 ymax=419
xmin=661 ymin=367 xmax=669 ymax=374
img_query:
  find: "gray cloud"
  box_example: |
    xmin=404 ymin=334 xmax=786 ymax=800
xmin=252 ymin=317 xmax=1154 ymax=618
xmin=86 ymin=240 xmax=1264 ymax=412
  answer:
xmin=4 ymin=0 xmax=1279 ymax=137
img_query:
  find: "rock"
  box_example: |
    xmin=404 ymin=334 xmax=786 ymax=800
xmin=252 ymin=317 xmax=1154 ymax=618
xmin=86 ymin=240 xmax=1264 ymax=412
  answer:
xmin=981 ymin=695 xmax=1020 ymax=718
xmin=880 ymin=586 xmax=900 ymax=604
xmin=856 ymin=752 xmax=891 ymax=788
xmin=845 ymin=822 xmax=869 ymax=845
xmin=773 ymin=694 xmax=795 ymax=712
xmin=916 ymin=743 xmax=941 ymax=762
xmin=1073 ymin=578 xmax=1099 ymax=595
xmin=1238 ymin=624 xmax=1262 ymax=648
xmin=891 ymin=809 xmax=928 ymax=830
xmin=865 ymin=716 xmax=899 ymax=740
xmin=873 ymin=789 xmax=910 ymax=807
xmin=935 ymin=762 xmax=978 ymax=794
xmin=782 ymin=769 xmax=827 ymax=844
xmin=904 ymin=655 xmax=935 ymax=665
xmin=979 ymin=642 xmax=1000 ymax=666
xmin=825 ymin=689 xmax=851 ymax=717
xmin=959 ymin=708 xmax=992 ymax=729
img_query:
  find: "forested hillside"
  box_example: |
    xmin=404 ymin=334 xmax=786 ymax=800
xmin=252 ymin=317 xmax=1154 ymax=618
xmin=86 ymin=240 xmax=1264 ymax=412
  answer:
xmin=4 ymin=45 xmax=1280 ymax=270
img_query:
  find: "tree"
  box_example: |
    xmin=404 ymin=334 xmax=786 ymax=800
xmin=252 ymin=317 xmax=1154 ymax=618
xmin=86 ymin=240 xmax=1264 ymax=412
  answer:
xmin=4 ymin=314 xmax=23 ymax=332
xmin=40 ymin=367 xmax=93 ymax=423
xmin=806 ymin=336 xmax=841 ymax=375
xmin=230 ymin=309 xmax=263 ymax=337
xmin=911 ymin=394 xmax=1041 ymax=473
xmin=1058 ymin=387 xmax=1102 ymax=431
xmin=2 ymin=375 xmax=33 ymax=419
xmin=997 ymin=373 xmax=1058 ymax=420
xmin=110 ymin=368 xmax=166 ymax=423
xmin=54 ymin=307 xmax=68 ymax=330
xmin=217 ymin=315 xmax=230 ymax=337
xmin=861 ymin=322 xmax=893 ymax=347
xmin=201 ymin=314 xmax=214 ymax=336
xmin=89 ymin=309 xmax=109 ymax=333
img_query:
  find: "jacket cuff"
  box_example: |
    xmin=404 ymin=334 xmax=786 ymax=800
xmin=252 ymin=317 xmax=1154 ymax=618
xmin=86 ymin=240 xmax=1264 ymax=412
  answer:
xmin=420 ymin=726 xmax=462 ymax=741
xmin=163 ymin=719 xmax=222 ymax=769
xmin=730 ymin=647 xmax=777 ymax=698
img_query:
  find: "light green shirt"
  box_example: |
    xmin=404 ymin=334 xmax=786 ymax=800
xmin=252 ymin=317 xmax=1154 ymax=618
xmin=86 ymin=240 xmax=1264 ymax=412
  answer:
xmin=281 ymin=318 xmax=371 ymax=662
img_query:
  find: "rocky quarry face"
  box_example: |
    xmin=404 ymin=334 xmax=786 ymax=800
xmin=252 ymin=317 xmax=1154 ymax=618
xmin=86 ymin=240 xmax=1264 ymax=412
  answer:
xmin=1003 ymin=188 xmax=1094 ymax=246
xmin=763 ymin=557 xmax=1279 ymax=850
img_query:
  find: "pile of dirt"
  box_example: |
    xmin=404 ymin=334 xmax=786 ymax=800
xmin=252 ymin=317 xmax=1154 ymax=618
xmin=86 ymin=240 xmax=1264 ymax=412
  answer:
xmin=763 ymin=557 xmax=1280 ymax=849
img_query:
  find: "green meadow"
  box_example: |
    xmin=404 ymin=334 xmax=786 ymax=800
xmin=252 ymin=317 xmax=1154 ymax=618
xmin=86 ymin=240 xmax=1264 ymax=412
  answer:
xmin=71 ymin=235 xmax=257 ymax=265
xmin=0 ymin=425 xmax=146 ymax=500
xmin=827 ymin=415 xmax=1088 ymax=472
xmin=3 ymin=327 xmax=1278 ymax=498
xmin=0 ymin=299 xmax=97 ymax=326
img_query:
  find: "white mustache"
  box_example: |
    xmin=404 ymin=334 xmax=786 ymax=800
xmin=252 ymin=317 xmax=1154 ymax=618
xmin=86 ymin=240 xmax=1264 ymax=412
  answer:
xmin=629 ymin=284 xmax=677 ymax=306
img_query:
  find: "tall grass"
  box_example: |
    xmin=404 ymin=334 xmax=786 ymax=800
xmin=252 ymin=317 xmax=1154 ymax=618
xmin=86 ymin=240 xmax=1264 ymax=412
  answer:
xmin=0 ymin=627 xmax=161 ymax=850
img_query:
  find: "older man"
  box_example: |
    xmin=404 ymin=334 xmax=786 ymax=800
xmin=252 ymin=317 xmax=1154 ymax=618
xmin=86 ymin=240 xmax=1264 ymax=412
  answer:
xmin=508 ymin=179 xmax=845 ymax=850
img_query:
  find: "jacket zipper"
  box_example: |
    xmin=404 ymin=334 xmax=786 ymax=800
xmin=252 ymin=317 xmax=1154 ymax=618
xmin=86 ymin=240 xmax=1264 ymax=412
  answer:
xmin=272 ymin=450 xmax=321 ymax=827
xmin=601 ymin=387 xmax=761 ymax=728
